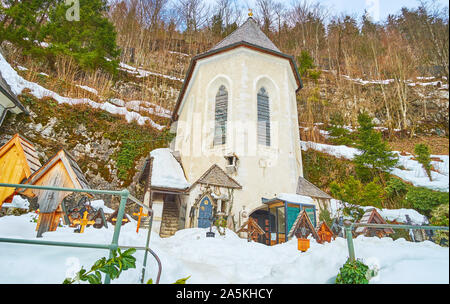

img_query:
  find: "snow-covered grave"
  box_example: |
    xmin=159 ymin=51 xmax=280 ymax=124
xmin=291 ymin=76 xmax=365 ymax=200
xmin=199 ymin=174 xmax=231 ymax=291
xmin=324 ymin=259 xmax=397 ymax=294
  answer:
xmin=301 ymin=141 xmax=449 ymax=192
xmin=0 ymin=213 xmax=447 ymax=284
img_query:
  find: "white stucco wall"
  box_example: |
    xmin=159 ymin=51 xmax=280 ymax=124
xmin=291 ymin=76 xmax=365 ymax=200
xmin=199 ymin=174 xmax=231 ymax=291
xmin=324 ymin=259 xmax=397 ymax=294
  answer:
xmin=174 ymin=47 xmax=303 ymax=227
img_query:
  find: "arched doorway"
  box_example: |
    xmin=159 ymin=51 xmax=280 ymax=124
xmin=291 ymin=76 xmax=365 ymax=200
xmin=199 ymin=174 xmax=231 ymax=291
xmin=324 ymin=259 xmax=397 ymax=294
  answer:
xmin=198 ymin=196 xmax=213 ymax=228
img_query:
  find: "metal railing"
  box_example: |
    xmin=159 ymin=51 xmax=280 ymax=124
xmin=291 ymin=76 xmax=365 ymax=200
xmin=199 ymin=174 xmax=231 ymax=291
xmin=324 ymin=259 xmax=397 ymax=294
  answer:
xmin=0 ymin=182 xmax=161 ymax=284
xmin=343 ymin=222 xmax=449 ymax=262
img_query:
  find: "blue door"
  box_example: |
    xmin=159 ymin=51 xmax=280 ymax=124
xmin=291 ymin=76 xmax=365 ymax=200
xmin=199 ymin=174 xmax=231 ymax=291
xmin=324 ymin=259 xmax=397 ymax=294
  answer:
xmin=198 ymin=197 xmax=213 ymax=228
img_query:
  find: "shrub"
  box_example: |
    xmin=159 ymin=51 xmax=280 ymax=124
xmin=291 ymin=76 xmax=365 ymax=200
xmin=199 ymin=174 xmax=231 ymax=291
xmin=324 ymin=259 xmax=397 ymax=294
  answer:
xmin=414 ymin=144 xmax=432 ymax=181
xmin=319 ymin=203 xmax=333 ymax=228
xmin=335 ymin=259 xmax=370 ymax=284
xmin=430 ymin=203 xmax=449 ymax=227
xmin=384 ymin=177 xmax=410 ymax=208
xmin=330 ymin=176 xmax=385 ymax=209
xmin=404 ymin=187 xmax=449 ymax=217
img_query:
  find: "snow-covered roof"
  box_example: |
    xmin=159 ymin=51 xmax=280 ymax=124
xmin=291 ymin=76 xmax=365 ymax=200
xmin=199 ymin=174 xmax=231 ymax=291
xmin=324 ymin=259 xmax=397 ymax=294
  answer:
xmin=0 ymin=67 xmax=28 ymax=115
xmin=141 ymin=148 xmax=190 ymax=190
xmin=275 ymin=193 xmax=315 ymax=205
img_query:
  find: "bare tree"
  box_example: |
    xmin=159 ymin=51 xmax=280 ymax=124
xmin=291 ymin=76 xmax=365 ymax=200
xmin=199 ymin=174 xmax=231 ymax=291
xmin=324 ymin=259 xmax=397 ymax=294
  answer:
xmin=255 ymin=0 xmax=276 ymax=33
xmin=174 ymin=0 xmax=210 ymax=33
xmin=139 ymin=0 xmax=170 ymax=31
xmin=213 ymin=0 xmax=242 ymax=29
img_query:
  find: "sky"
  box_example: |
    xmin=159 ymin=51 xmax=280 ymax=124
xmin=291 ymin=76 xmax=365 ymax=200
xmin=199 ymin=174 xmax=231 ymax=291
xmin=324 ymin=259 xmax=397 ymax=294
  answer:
xmin=233 ymin=0 xmax=450 ymax=23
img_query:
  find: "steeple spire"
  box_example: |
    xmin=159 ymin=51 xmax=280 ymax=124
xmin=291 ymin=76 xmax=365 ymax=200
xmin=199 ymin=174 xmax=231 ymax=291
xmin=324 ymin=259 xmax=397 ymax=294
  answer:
xmin=248 ymin=9 xmax=253 ymax=18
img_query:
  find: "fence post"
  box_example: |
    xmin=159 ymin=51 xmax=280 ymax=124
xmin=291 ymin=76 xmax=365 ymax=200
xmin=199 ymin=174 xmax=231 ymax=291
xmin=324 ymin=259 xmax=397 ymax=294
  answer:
xmin=344 ymin=223 xmax=355 ymax=262
xmin=104 ymin=189 xmax=129 ymax=284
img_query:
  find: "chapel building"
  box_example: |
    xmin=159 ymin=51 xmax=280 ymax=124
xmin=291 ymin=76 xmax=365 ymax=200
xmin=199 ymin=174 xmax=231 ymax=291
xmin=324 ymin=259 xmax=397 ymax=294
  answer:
xmin=140 ymin=16 xmax=332 ymax=244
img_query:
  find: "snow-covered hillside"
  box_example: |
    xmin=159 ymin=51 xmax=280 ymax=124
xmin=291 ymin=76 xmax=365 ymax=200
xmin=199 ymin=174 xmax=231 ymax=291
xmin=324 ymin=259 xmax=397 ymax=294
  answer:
xmin=0 ymin=213 xmax=448 ymax=284
xmin=0 ymin=52 xmax=169 ymax=130
xmin=301 ymin=141 xmax=449 ymax=192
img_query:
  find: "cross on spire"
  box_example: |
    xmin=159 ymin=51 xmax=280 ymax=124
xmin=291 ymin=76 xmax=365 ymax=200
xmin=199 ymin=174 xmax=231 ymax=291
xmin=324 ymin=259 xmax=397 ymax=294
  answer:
xmin=248 ymin=9 xmax=253 ymax=17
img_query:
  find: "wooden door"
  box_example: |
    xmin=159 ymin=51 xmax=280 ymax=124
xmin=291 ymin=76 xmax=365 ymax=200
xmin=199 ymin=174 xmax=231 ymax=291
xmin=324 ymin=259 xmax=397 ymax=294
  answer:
xmin=198 ymin=196 xmax=213 ymax=228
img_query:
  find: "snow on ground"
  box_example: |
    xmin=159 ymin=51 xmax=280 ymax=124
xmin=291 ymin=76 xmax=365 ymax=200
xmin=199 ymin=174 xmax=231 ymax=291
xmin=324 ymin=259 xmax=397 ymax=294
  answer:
xmin=168 ymin=51 xmax=190 ymax=57
xmin=329 ymin=199 xmax=429 ymax=225
xmin=119 ymin=62 xmax=183 ymax=82
xmin=0 ymin=213 xmax=447 ymax=284
xmin=301 ymin=141 xmax=449 ymax=192
xmin=89 ymin=200 xmax=115 ymax=214
xmin=1 ymin=195 xmax=30 ymax=209
xmin=338 ymin=73 xmax=449 ymax=89
xmin=0 ymin=53 xmax=165 ymax=130
xmin=76 ymin=84 xmax=99 ymax=96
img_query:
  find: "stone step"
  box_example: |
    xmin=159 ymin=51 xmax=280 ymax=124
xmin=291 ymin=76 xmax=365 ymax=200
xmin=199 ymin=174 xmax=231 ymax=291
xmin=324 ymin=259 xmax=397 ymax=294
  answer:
xmin=159 ymin=201 xmax=180 ymax=238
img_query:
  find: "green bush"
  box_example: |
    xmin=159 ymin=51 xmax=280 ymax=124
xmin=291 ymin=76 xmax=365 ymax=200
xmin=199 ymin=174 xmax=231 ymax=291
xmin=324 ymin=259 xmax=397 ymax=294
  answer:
xmin=404 ymin=187 xmax=449 ymax=217
xmin=430 ymin=203 xmax=449 ymax=226
xmin=335 ymin=259 xmax=370 ymax=284
xmin=330 ymin=176 xmax=385 ymax=209
xmin=319 ymin=203 xmax=333 ymax=228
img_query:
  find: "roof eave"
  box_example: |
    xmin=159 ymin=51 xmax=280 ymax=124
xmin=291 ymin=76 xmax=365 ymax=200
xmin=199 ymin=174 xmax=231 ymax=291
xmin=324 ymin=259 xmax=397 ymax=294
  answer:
xmin=0 ymin=84 xmax=29 ymax=115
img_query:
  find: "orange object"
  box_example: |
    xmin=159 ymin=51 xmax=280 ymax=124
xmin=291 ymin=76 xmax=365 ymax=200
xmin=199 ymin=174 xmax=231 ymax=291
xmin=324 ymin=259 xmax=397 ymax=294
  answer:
xmin=72 ymin=211 xmax=96 ymax=233
xmin=316 ymin=222 xmax=335 ymax=243
xmin=132 ymin=207 xmax=148 ymax=233
xmin=298 ymin=238 xmax=310 ymax=252
xmin=0 ymin=134 xmax=41 ymax=207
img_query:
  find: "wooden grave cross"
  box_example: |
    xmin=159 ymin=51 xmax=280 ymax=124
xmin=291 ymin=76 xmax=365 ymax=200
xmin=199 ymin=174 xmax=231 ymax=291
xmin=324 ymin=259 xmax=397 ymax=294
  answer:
xmin=72 ymin=211 xmax=95 ymax=233
xmin=132 ymin=207 xmax=148 ymax=233
xmin=112 ymin=217 xmax=129 ymax=225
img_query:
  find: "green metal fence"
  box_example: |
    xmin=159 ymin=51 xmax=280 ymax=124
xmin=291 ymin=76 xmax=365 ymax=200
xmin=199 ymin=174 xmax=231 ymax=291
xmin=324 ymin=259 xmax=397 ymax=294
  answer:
xmin=0 ymin=182 xmax=161 ymax=284
xmin=343 ymin=222 xmax=449 ymax=262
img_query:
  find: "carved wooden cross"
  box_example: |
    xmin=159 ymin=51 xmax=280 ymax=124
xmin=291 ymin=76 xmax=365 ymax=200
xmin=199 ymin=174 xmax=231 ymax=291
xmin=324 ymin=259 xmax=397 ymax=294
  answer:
xmin=132 ymin=207 xmax=148 ymax=233
xmin=112 ymin=216 xmax=129 ymax=224
xmin=72 ymin=211 xmax=95 ymax=233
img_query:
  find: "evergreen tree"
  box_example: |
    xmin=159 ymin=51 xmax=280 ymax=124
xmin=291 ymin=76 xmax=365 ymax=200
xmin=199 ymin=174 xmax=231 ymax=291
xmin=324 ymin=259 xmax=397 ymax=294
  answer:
xmin=0 ymin=0 xmax=120 ymax=74
xmin=414 ymin=143 xmax=432 ymax=181
xmin=353 ymin=112 xmax=398 ymax=181
xmin=327 ymin=112 xmax=354 ymax=146
xmin=297 ymin=50 xmax=315 ymax=78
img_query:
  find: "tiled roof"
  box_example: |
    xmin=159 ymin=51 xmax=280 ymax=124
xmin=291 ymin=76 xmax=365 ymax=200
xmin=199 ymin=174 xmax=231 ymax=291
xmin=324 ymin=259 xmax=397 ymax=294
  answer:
xmin=210 ymin=17 xmax=280 ymax=53
xmin=296 ymin=176 xmax=332 ymax=199
xmin=195 ymin=164 xmax=242 ymax=189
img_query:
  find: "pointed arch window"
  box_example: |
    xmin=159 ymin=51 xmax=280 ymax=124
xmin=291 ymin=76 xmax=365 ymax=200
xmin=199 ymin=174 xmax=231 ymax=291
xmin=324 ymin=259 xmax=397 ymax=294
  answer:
xmin=214 ymin=85 xmax=228 ymax=146
xmin=257 ymin=87 xmax=270 ymax=146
